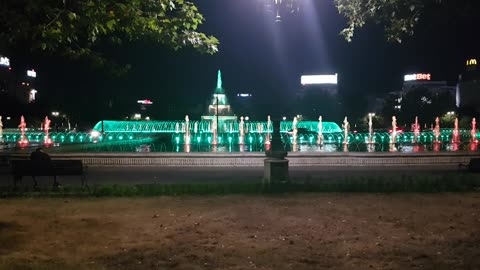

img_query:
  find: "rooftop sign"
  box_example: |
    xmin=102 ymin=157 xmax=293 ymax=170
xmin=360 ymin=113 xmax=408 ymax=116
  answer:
xmin=0 ymin=56 xmax=10 ymax=67
xmin=301 ymin=74 xmax=338 ymax=85
xmin=137 ymin=99 xmax=153 ymax=105
xmin=467 ymin=59 xmax=477 ymax=66
xmin=27 ymin=69 xmax=36 ymax=78
xmin=404 ymin=73 xmax=431 ymax=82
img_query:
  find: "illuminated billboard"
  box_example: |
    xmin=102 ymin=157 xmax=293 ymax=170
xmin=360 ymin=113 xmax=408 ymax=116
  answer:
xmin=137 ymin=99 xmax=153 ymax=105
xmin=0 ymin=56 xmax=10 ymax=67
xmin=301 ymin=74 xmax=338 ymax=85
xmin=404 ymin=73 xmax=431 ymax=82
xmin=27 ymin=69 xmax=37 ymax=78
xmin=467 ymin=59 xmax=477 ymax=66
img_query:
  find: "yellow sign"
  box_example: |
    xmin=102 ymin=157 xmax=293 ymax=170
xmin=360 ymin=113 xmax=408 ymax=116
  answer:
xmin=467 ymin=59 xmax=477 ymax=66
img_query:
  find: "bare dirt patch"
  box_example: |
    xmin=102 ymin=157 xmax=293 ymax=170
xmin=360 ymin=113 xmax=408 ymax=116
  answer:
xmin=0 ymin=194 xmax=480 ymax=269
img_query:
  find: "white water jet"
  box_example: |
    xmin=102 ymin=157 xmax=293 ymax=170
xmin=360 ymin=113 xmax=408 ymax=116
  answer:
xmin=317 ymin=116 xmax=323 ymax=145
xmin=184 ymin=115 xmax=190 ymax=145
xmin=390 ymin=116 xmax=398 ymax=152
xmin=239 ymin=116 xmax=245 ymax=145
xmin=0 ymin=116 xmax=3 ymax=143
xmin=292 ymin=116 xmax=298 ymax=145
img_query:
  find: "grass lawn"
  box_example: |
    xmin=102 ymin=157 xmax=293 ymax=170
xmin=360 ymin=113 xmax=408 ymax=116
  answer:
xmin=1 ymin=194 xmax=480 ymax=269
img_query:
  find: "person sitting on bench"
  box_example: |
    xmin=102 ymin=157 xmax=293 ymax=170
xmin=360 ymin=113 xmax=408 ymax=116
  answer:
xmin=30 ymin=147 xmax=59 ymax=188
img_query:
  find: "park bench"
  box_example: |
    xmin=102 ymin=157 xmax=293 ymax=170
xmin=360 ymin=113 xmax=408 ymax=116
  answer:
xmin=10 ymin=159 xmax=86 ymax=188
xmin=459 ymin=158 xmax=480 ymax=173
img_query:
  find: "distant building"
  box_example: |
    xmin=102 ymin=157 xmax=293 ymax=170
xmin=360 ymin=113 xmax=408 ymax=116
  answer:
xmin=297 ymin=74 xmax=338 ymax=98
xmin=457 ymin=58 xmax=480 ymax=114
xmin=295 ymin=74 xmax=340 ymax=120
xmin=403 ymin=73 xmax=455 ymax=95
xmin=388 ymin=73 xmax=456 ymax=112
xmin=232 ymin=93 xmax=253 ymax=117
xmin=0 ymin=55 xmax=38 ymax=105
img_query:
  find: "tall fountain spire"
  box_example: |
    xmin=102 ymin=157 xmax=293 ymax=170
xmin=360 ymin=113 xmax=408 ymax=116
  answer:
xmin=216 ymin=70 xmax=222 ymax=90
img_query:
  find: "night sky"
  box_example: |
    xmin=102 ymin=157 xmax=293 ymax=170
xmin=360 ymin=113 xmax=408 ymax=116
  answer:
xmin=10 ymin=0 xmax=480 ymax=126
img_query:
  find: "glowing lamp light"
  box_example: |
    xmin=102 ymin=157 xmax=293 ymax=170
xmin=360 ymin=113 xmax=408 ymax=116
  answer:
xmin=404 ymin=73 xmax=431 ymax=81
xmin=301 ymin=74 xmax=338 ymax=85
xmin=18 ymin=139 xmax=29 ymax=147
xmin=44 ymin=138 xmax=53 ymax=146
xmin=237 ymin=93 xmax=252 ymax=97
xmin=91 ymin=130 xmax=101 ymax=138
xmin=0 ymin=56 xmax=10 ymax=67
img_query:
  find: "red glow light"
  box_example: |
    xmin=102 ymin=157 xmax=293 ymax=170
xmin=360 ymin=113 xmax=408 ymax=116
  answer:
xmin=18 ymin=140 xmax=29 ymax=147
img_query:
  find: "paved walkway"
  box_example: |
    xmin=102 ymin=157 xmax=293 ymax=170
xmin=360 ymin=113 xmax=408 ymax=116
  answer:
xmin=0 ymin=165 xmax=470 ymax=188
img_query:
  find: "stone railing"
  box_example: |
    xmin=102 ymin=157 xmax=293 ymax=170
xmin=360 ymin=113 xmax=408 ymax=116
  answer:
xmin=2 ymin=152 xmax=478 ymax=167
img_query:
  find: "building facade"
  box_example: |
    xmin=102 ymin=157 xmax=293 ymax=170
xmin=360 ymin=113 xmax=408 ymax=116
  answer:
xmin=457 ymin=58 xmax=480 ymax=114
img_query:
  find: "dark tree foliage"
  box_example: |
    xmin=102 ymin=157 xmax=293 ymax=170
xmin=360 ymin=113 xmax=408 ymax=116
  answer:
xmin=0 ymin=0 xmax=219 ymax=67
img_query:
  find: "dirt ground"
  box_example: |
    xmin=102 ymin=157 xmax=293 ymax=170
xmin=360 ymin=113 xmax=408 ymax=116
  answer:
xmin=1 ymin=194 xmax=480 ymax=270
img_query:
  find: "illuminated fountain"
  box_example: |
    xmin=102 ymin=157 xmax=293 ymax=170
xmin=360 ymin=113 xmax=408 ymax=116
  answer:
xmin=471 ymin=118 xmax=478 ymax=151
xmin=18 ymin=116 xmax=29 ymax=147
xmin=367 ymin=114 xmax=375 ymax=152
xmin=202 ymin=70 xmax=237 ymax=124
xmin=389 ymin=116 xmax=398 ymax=152
xmin=342 ymin=117 xmax=349 ymax=152
xmin=81 ymin=70 xmax=479 ymax=155
xmin=451 ymin=117 xmax=460 ymax=151
xmin=43 ymin=116 xmax=53 ymax=146
xmin=433 ymin=117 xmax=441 ymax=152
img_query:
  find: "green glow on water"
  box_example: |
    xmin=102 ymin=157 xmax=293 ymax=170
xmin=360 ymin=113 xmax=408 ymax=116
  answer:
xmin=92 ymin=120 xmax=342 ymax=134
